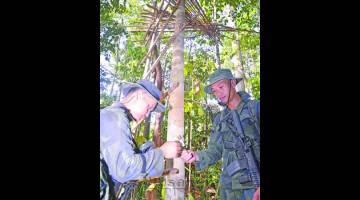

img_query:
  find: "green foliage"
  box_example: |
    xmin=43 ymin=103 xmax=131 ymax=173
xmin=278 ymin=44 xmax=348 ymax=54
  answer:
xmin=248 ymin=67 xmax=260 ymax=100
xmin=188 ymin=193 xmax=195 ymax=200
xmin=116 ymin=38 xmax=147 ymax=81
xmin=134 ymin=135 xmax=147 ymax=146
xmin=183 ymin=41 xmax=222 ymax=199
xmin=100 ymin=66 xmax=112 ymax=92
xmin=129 ymin=179 xmax=164 ymax=200
xmin=100 ymin=93 xmax=115 ymax=109
xmin=100 ymin=0 xmax=127 ymax=54
xmin=130 ymin=181 xmax=147 ymax=200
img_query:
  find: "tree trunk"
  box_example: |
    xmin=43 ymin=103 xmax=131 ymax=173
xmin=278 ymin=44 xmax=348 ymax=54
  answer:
xmin=110 ymin=48 xmax=120 ymax=96
xmin=142 ymin=16 xmax=158 ymax=141
xmin=142 ymin=43 xmax=155 ymax=140
xmin=145 ymin=2 xmax=162 ymax=199
xmin=245 ymin=52 xmax=253 ymax=92
xmin=213 ymin=0 xmax=221 ymax=69
xmin=234 ymin=32 xmax=246 ymax=92
xmin=143 ymin=32 xmax=156 ymax=79
xmin=153 ymin=40 xmax=164 ymax=148
xmin=215 ymin=42 xmax=221 ymax=69
xmin=187 ymin=78 xmax=193 ymax=197
xmin=144 ymin=41 xmax=161 ymax=200
xmin=165 ymin=0 xmax=185 ymax=199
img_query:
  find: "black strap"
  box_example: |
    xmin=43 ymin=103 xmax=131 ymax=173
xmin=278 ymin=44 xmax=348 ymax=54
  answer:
xmin=140 ymin=154 xmax=147 ymax=174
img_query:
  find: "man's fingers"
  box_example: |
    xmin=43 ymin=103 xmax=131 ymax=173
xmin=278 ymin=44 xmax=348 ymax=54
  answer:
xmin=175 ymin=141 xmax=182 ymax=147
xmin=182 ymin=153 xmax=194 ymax=163
xmin=184 ymin=154 xmax=192 ymax=161
xmin=187 ymin=157 xmax=195 ymax=163
xmin=179 ymin=149 xmax=196 ymax=163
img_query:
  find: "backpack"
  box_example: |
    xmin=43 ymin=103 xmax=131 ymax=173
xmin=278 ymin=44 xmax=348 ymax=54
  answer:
xmin=246 ymin=99 xmax=260 ymax=133
xmin=100 ymin=153 xmax=138 ymax=200
xmin=100 ymin=153 xmax=116 ymax=200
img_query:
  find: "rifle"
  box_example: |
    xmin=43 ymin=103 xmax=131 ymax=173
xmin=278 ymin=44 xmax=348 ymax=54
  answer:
xmin=230 ymin=110 xmax=260 ymax=187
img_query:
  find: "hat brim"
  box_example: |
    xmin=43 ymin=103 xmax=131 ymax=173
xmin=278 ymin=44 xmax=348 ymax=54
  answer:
xmin=204 ymin=77 xmax=239 ymax=94
xmin=134 ymin=83 xmax=166 ymax=113
xmin=235 ymin=78 xmax=243 ymax=83
xmin=153 ymin=103 xmax=166 ymax=113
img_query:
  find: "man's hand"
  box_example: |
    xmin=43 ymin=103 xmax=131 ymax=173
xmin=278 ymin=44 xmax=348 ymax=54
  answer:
xmin=252 ymin=187 xmax=260 ymax=200
xmin=180 ymin=149 xmax=198 ymax=163
xmin=159 ymin=141 xmax=182 ymax=159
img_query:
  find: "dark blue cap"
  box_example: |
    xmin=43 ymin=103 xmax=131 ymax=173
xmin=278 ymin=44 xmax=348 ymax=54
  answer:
xmin=122 ymin=79 xmax=165 ymax=112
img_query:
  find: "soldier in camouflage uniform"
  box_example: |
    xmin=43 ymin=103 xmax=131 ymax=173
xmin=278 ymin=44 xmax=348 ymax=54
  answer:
xmin=100 ymin=79 xmax=182 ymax=200
xmin=181 ymin=69 xmax=260 ymax=200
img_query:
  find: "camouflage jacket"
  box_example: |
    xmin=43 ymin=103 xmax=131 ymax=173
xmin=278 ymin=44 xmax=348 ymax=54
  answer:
xmin=195 ymin=92 xmax=260 ymax=190
xmin=100 ymin=102 xmax=164 ymax=184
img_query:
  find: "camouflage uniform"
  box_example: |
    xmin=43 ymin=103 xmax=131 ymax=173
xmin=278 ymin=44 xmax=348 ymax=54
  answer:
xmin=196 ymin=69 xmax=260 ymax=200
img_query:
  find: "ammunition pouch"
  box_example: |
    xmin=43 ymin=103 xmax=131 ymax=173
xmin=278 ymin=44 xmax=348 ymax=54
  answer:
xmin=226 ymin=158 xmax=249 ymax=177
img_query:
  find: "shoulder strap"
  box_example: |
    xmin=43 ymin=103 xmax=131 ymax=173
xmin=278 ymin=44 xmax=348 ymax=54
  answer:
xmin=246 ymin=100 xmax=260 ymax=133
xmin=212 ymin=112 xmax=222 ymax=131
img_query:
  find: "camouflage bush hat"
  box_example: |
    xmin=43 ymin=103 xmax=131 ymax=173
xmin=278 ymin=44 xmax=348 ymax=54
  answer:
xmin=204 ymin=68 xmax=243 ymax=94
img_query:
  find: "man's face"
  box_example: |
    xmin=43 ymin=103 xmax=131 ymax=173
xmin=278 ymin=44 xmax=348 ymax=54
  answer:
xmin=210 ymin=79 xmax=234 ymax=104
xmin=132 ymin=91 xmax=157 ymax=121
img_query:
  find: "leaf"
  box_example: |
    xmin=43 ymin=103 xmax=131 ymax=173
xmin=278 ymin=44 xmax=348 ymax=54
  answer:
xmin=146 ymin=183 xmax=157 ymax=192
xmin=188 ymin=193 xmax=195 ymax=200
xmin=134 ymin=135 xmax=146 ymax=146
xmin=184 ymin=65 xmax=189 ymax=76
xmin=198 ymin=107 xmax=204 ymax=117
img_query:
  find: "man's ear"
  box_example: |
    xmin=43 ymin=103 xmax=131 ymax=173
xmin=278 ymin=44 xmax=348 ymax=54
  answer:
xmin=136 ymin=89 xmax=146 ymax=101
xmin=135 ymin=90 xmax=142 ymax=101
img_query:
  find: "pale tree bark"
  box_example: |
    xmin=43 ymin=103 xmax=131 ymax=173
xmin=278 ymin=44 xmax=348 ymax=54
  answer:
xmin=165 ymin=0 xmax=185 ymax=199
xmin=213 ymin=0 xmax=221 ymax=69
xmin=143 ymin=30 xmax=157 ymax=79
xmin=110 ymin=47 xmax=119 ymax=96
xmin=245 ymin=52 xmax=254 ymax=92
xmin=142 ymin=35 xmax=155 ymax=140
xmin=234 ymin=32 xmax=247 ymax=92
xmin=116 ymin=82 xmax=122 ymax=101
xmin=215 ymin=41 xmax=221 ymax=69
xmin=187 ymin=78 xmax=193 ymax=196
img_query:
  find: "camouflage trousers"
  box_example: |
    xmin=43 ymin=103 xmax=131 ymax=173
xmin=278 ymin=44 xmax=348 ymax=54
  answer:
xmin=220 ymin=188 xmax=256 ymax=200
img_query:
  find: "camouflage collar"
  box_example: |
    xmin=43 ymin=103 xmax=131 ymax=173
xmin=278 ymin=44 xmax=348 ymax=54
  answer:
xmin=238 ymin=91 xmax=251 ymax=103
xmin=221 ymin=92 xmax=249 ymax=121
xmin=111 ymin=102 xmax=136 ymax=121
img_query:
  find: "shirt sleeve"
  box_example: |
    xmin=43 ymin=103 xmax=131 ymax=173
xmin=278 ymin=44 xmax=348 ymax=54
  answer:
xmin=100 ymin=108 xmax=164 ymax=183
xmin=195 ymin=115 xmax=223 ymax=170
